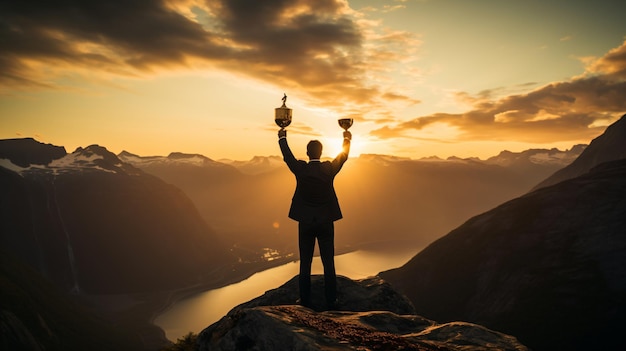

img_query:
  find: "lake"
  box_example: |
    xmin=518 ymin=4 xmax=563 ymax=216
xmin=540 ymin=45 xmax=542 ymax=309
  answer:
xmin=154 ymin=243 xmax=421 ymax=341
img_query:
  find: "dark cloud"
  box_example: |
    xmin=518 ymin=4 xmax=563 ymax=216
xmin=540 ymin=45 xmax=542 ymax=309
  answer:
xmin=0 ymin=1 xmax=214 ymax=69
xmin=0 ymin=0 xmax=417 ymax=115
xmin=371 ymin=40 xmax=626 ymax=144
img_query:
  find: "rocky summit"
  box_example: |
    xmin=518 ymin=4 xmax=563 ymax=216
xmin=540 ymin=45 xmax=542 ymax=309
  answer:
xmin=197 ymin=275 xmax=529 ymax=351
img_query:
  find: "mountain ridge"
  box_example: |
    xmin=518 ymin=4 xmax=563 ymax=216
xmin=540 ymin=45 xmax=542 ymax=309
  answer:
xmin=379 ymin=158 xmax=626 ymax=350
xmin=533 ymin=113 xmax=626 ymax=190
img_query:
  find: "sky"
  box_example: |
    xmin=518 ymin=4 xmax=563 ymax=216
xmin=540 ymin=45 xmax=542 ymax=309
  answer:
xmin=1 ymin=0 xmax=626 ymax=161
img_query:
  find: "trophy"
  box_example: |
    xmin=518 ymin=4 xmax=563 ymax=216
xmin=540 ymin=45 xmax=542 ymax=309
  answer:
xmin=338 ymin=118 xmax=353 ymax=131
xmin=275 ymin=93 xmax=292 ymax=130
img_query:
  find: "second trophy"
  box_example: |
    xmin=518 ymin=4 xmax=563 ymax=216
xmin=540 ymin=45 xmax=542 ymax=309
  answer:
xmin=338 ymin=118 xmax=353 ymax=131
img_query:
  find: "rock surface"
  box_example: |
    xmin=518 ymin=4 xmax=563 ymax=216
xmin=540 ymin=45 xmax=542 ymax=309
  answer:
xmin=229 ymin=275 xmax=416 ymax=315
xmin=198 ymin=276 xmax=529 ymax=351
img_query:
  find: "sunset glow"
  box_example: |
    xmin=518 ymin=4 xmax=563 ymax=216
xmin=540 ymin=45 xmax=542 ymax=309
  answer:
xmin=1 ymin=0 xmax=625 ymax=160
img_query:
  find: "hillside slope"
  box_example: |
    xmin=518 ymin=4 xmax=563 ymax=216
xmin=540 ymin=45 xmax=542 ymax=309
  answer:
xmin=533 ymin=113 xmax=626 ymax=190
xmin=380 ymin=158 xmax=626 ymax=350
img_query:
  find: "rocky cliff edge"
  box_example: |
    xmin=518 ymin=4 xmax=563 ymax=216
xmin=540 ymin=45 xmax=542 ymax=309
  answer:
xmin=197 ymin=275 xmax=528 ymax=351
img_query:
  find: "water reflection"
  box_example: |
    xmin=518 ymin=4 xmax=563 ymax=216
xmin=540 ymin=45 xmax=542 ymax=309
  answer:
xmin=154 ymin=246 xmax=419 ymax=341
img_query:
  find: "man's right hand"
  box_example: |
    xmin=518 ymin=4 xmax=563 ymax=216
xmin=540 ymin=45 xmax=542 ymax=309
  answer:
xmin=343 ymin=131 xmax=352 ymax=140
xmin=278 ymin=129 xmax=287 ymax=138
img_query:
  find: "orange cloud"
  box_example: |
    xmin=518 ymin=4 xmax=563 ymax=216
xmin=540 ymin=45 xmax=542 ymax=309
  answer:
xmin=372 ymin=40 xmax=626 ymax=144
xmin=585 ymin=39 xmax=626 ymax=80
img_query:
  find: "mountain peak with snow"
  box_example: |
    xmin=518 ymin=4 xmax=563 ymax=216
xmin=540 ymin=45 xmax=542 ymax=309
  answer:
xmin=485 ymin=145 xmax=586 ymax=167
xmin=166 ymin=152 xmax=218 ymax=166
xmin=118 ymin=151 xmax=236 ymax=172
xmin=219 ymin=155 xmax=284 ymax=175
xmin=1 ymin=143 xmax=141 ymax=176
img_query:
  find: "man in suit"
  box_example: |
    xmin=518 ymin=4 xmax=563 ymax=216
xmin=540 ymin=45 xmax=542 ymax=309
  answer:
xmin=278 ymin=128 xmax=351 ymax=309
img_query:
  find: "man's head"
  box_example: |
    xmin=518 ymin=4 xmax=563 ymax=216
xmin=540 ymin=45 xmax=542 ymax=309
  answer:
xmin=307 ymin=140 xmax=323 ymax=159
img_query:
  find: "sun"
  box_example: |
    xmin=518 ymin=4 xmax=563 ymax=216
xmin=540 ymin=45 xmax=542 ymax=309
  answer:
xmin=321 ymin=135 xmax=366 ymax=158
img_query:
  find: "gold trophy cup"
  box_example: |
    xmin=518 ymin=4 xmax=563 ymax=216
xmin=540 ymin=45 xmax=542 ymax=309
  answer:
xmin=338 ymin=118 xmax=353 ymax=131
xmin=275 ymin=94 xmax=292 ymax=130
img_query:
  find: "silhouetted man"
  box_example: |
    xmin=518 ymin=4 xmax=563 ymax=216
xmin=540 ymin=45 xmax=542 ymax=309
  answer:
xmin=278 ymin=128 xmax=351 ymax=309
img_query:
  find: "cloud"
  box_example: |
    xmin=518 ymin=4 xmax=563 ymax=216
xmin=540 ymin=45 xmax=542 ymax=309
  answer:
xmin=371 ymin=40 xmax=626 ymax=144
xmin=0 ymin=0 xmax=420 ymax=117
xmin=382 ymin=5 xmax=406 ymax=13
xmin=263 ymin=121 xmax=320 ymax=137
xmin=585 ymin=39 xmax=626 ymax=80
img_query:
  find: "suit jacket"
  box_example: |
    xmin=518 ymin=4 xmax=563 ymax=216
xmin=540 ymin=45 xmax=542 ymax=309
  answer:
xmin=279 ymin=137 xmax=350 ymax=223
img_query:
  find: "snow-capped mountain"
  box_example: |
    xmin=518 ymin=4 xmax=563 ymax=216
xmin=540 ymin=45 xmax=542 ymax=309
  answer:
xmin=119 ymin=150 xmax=233 ymax=168
xmin=219 ymin=155 xmax=284 ymax=175
xmin=1 ymin=143 xmax=142 ymax=176
xmin=0 ymin=140 xmax=233 ymax=294
xmin=485 ymin=145 xmax=586 ymax=167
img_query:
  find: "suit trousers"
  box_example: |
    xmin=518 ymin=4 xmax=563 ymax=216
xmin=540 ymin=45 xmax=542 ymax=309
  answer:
xmin=298 ymin=220 xmax=336 ymax=307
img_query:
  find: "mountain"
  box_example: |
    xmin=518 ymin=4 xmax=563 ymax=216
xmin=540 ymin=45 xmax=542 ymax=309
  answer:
xmin=197 ymin=275 xmax=529 ymax=351
xmin=0 ymin=248 xmax=141 ymax=351
xmin=379 ymin=158 xmax=626 ymax=350
xmin=117 ymin=151 xmax=284 ymax=259
xmin=219 ymin=155 xmax=284 ymax=175
xmin=533 ymin=113 xmax=626 ymax=190
xmin=121 ymin=146 xmax=584 ymax=258
xmin=484 ymin=145 xmax=586 ymax=168
xmin=0 ymin=138 xmax=66 ymax=168
xmin=1 ymin=142 xmax=234 ymax=294
xmin=118 ymin=151 xmax=240 ymax=177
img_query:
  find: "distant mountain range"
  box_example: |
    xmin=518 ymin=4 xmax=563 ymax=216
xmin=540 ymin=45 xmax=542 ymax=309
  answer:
xmin=380 ymin=114 xmax=626 ymax=350
xmin=120 ymin=144 xmax=585 ymax=255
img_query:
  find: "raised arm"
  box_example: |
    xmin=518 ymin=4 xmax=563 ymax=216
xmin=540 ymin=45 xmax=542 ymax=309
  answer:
xmin=331 ymin=131 xmax=351 ymax=172
xmin=278 ymin=129 xmax=300 ymax=173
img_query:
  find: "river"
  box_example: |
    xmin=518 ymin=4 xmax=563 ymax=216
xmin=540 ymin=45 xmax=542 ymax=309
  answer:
xmin=154 ymin=243 xmax=421 ymax=341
